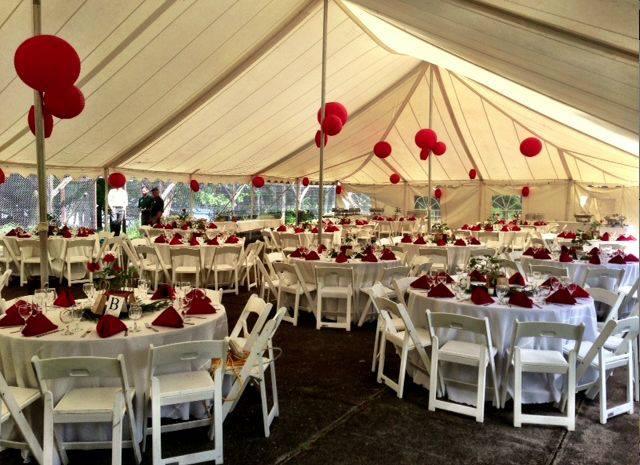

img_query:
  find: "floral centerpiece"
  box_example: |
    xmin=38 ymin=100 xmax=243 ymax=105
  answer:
xmin=87 ymin=253 xmax=138 ymax=291
xmin=430 ymin=222 xmax=452 ymax=243
xmin=604 ymin=214 xmax=626 ymax=228
xmin=468 ymin=255 xmax=502 ymax=288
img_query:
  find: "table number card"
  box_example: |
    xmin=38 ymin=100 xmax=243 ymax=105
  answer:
xmin=104 ymin=295 xmax=126 ymax=317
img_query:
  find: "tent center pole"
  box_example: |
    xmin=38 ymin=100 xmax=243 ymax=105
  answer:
xmin=103 ymin=167 xmax=110 ymax=232
xmin=427 ymin=66 xmax=433 ymax=234
xmin=317 ymin=0 xmax=328 ymax=245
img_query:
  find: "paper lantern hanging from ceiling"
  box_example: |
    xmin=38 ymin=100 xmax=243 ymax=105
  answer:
xmin=302 ymin=177 xmax=310 ymax=187
xmin=521 ymin=186 xmax=530 ymax=197
xmin=433 ymin=141 xmax=447 ymax=156
xmin=415 ymin=129 xmax=437 ymax=149
xmin=190 ymin=180 xmax=200 ymax=192
xmin=0 ymin=168 xmax=5 ymax=185
xmin=14 ymin=35 xmax=80 ymax=92
xmin=317 ymin=102 xmax=348 ymax=125
xmin=389 ymin=173 xmax=400 ymax=184
xmin=252 ymin=176 xmax=265 ymax=188
xmin=108 ymin=172 xmax=126 ymax=189
xmin=469 ymin=169 xmax=477 ymax=180
xmin=43 ymin=85 xmax=85 ymax=119
xmin=314 ymin=130 xmax=328 ymax=148
xmin=434 ymin=187 xmax=442 ymax=199
xmin=321 ymin=114 xmax=343 ymax=136
xmin=373 ymin=141 xmax=392 ymax=158
xmin=520 ymin=137 xmax=542 ymax=157
xmin=28 ymin=105 xmax=53 ymax=138
xmin=419 ymin=148 xmax=430 ymax=160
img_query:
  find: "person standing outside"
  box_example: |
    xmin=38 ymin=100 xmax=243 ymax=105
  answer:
xmin=149 ymin=187 xmax=165 ymax=225
xmin=138 ymin=186 xmax=153 ymax=226
xmin=108 ymin=185 xmax=129 ymax=236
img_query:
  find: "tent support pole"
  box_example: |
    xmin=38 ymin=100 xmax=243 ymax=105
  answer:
xmin=427 ymin=66 xmax=433 ymax=233
xmin=103 ymin=167 xmax=110 ymax=232
xmin=317 ymin=0 xmax=328 ymax=244
xmin=295 ymin=179 xmax=301 ymax=225
xmin=250 ymin=186 xmax=255 ymax=219
xmin=403 ymin=181 xmax=408 ymax=216
xmin=32 ymin=0 xmax=49 ymax=289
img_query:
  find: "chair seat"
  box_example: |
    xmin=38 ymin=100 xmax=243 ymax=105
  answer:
xmin=390 ymin=317 xmax=405 ymax=331
xmin=319 ymin=286 xmax=352 ymax=298
xmin=22 ymin=257 xmax=41 ymax=264
xmin=517 ymin=349 xmax=568 ymax=370
xmin=153 ymin=371 xmax=215 ymax=398
xmin=603 ymin=335 xmax=624 ymax=351
xmin=387 ymin=327 xmax=430 ymax=348
xmin=575 ymin=342 xmax=616 ymax=367
xmin=66 ymin=256 xmax=90 ymax=264
xmin=281 ymin=284 xmax=316 ymax=294
xmin=54 ymin=387 xmax=134 ymax=415
xmin=1 ymin=386 xmax=40 ymax=423
xmin=440 ymin=340 xmax=496 ymax=362
xmin=211 ymin=264 xmax=234 ymax=271
xmin=174 ymin=266 xmax=199 ymax=273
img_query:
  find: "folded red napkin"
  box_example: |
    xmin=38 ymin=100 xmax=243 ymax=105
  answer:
xmin=571 ymin=285 xmax=590 ymax=298
xmin=468 ymin=237 xmax=481 ymax=245
xmin=180 ymin=224 xmax=189 ymax=230
xmin=61 ymin=229 xmax=72 ymax=238
xmin=533 ymin=250 xmax=551 ymax=260
xmin=22 ymin=313 xmax=57 ymax=337
xmin=589 ymin=254 xmax=601 ymax=265
xmin=305 ymin=251 xmax=320 ymax=261
xmin=325 ymin=225 xmax=340 ymax=232
xmin=414 ymin=236 xmax=427 ymax=245
xmin=411 ymin=275 xmax=432 ymax=289
xmin=461 ymin=224 xmax=469 ymax=230
xmin=512 ymin=226 xmax=521 ymax=231
xmin=186 ymin=299 xmax=216 ymax=314
xmin=522 ymin=247 xmax=535 ymax=256
xmin=169 ymin=235 xmax=183 ymax=245
xmin=471 ymin=225 xmax=481 ymax=231
xmin=164 ymin=224 xmax=174 ymax=230
xmin=317 ymin=244 xmax=327 ymax=253
xmin=151 ymin=284 xmax=175 ymax=300
xmin=616 ymin=235 xmax=627 ymax=241
xmin=559 ymin=252 xmax=573 ymax=263
xmin=546 ymin=288 xmax=576 ymax=305
xmin=54 ymin=288 xmax=75 ymax=307
xmin=509 ymin=291 xmax=533 ymax=308
xmin=77 ymin=231 xmax=89 ymax=237
xmin=96 ymin=315 xmax=127 ymax=338
xmin=188 ymin=236 xmax=199 ymax=246
xmin=380 ymin=249 xmax=396 ymax=260
xmin=152 ymin=307 xmax=184 ymax=328
xmin=5 ymin=228 xmax=17 ymax=236
xmin=361 ymin=253 xmax=378 ymax=263
xmin=484 ymin=225 xmax=494 ymax=231
xmin=435 ymin=272 xmax=454 ymax=283
xmin=500 ymin=226 xmax=510 ymax=232
xmin=208 ymin=223 xmax=217 ymax=229
xmin=454 ymin=239 xmax=466 ymax=246
xmin=186 ymin=289 xmax=210 ymax=302
xmin=627 ymin=235 xmax=637 ymax=241
xmin=608 ymin=255 xmax=626 ymax=264
xmin=588 ymin=247 xmax=600 ymax=255
xmin=153 ymin=223 xmax=163 ymax=229
xmin=469 ymin=270 xmax=486 ymax=282
xmin=558 ymin=231 xmax=566 ymax=238
xmin=276 ymin=225 xmax=287 ymax=232
xmin=625 ymin=254 xmax=639 ymax=262
xmin=290 ymin=248 xmax=304 ymax=258
xmin=206 ymin=237 xmax=219 ymax=246
xmin=0 ymin=301 xmax=29 ymax=326
xmin=600 ymin=232 xmax=610 ymax=241
xmin=540 ymin=277 xmax=559 ymax=287
xmin=508 ymin=272 xmax=525 ymax=286
xmin=226 ymin=235 xmax=239 ymax=244
xmin=311 ymin=227 xmax=319 ymax=233
xmin=428 ymin=283 xmax=455 ymax=298
xmin=335 ymin=253 xmax=348 ymax=263
xmin=401 ymin=235 xmax=413 ymax=243
xmin=294 ymin=227 xmax=305 ymax=233
xmin=471 ymin=287 xmax=494 ymax=305
xmin=436 ymin=239 xmax=446 ymax=246
xmin=154 ymin=235 xmax=168 ymax=244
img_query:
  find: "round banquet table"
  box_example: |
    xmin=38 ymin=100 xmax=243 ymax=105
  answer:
xmin=271 ymin=230 xmax=342 ymax=248
xmin=406 ymin=289 xmax=598 ymax=405
xmin=0 ymin=295 xmax=227 ymax=445
xmin=586 ymin=240 xmax=639 ymax=255
xmin=398 ymin=243 xmax=492 ymax=273
xmin=520 ymin=256 xmax=639 ymax=291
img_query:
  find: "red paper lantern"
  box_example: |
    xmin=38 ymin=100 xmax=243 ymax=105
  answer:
xmin=419 ymin=148 xmax=430 ymax=160
xmin=521 ymin=186 xmax=530 ymax=197
xmin=314 ymin=130 xmax=328 ymax=148
xmin=373 ymin=141 xmax=392 ymax=158
xmin=43 ymin=85 xmax=85 ymax=119
xmin=434 ymin=187 xmax=442 ymax=199
xmin=190 ymin=179 xmax=200 ymax=192
xmin=0 ymin=168 xmax=5 ymax=185
xmin=14 ymin=35 xmax=81 ymax=92
xmin=469 ymin=169 xmax=477 ymax=180
xmin=336 ymin=184 xmax=343 ymax=195
xmin=520 ymin=137 xmax=542 ymax=157
xmin=390 ymin=173 xmax=400 ymax=184
xmin=415 ymin=129 xmax=437 ymax=149
xmin=302 ymin=177 xmax=310 ymax=187
xmin=108 ymin=172 xmax=126 ymax=189
xmin=28 ymin=105 xmax=53 ymax=138
xmin=252 ymin=176 xmax=265 ymax=188
xmin=433 ymin=141 xmax=447 ymax=156
xmin=321 ymin=114 xmax=343 ymax=136
xmin=317 ymin=102 xmax=348 ymax=125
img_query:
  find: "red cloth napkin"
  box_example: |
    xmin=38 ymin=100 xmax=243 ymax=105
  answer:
xmin=461 ymin=224 xmax=469 ymax=230
xmin=361 ymin=253 xmax=378 ymax=263
xmin=414 ymin=236 xmax=426 ymax=245
xmin=22 ymin=313 xmax=57 ymax=337
xmin=226 ymin=235 xmax=240 ymax=244
xmin=186 ymin=299 xmax=216 ymax=315
xmin=311 ymin=227 xmax=319 ymax=233
xmin=468 ymin=237 xmax=481 ymax=245
xmin=509 ymin=272 xmax=525 ymax=286
xmin=546 ymin=288 xmax=576 ymax=305
xmin=61 ymin=230 xmax=72 ymax=238
xmin=154 ymin=235 xmax=168 ymax=244
xmin=325 ymin=225 xmax=339 ymax=232
xmin=188 ymin=236 xmax=199 ymax=246
xmin=625 ymin=254 xmax=639 ymax=262
xmin=484 ymin=225 xmax=494 ymax=231
xmin=317 ymin=244 xmax=327 ymax=253
xmin=559 ymin=252 xmax=574 ymax=263
xmin=290 ymin=248 xmax=304 ymax=258
xmin=522 ymin=247 xmax=535 ymax=256
xmin=616 ymin=235 xmax=627 ymax=241
xmin=411 ymin=275 xmax=432 ymax=289
xmin=541 ymin=277 xmax=559 ymax=287
xmin=608 ymin=255 xmax=626 ymax=264
xmin=469 ymin=270 xmax=486 ymax=282
xmin=380 ymin=249 xmax=396 ymax=260
xmin=5 ymin=229 xmax=17 ymax=236
xmin=294 ymin=227 xmax=305 ymax=233
xmin=509 ymin=291 xmax=533 ymax=308
xmin=169 ymin=235 xmax=183 ymax=245
xmin=471 ymin=225 xmax=481 ymax=231
xmin=208 ymin=223 xmax=217 ymax=229
xmin=54 ymin=288 xmax=75 ymax=307
xmin=0 ymin=301 xmax=31 ymax=327
xmin=276 ymin=225 xmax=287 ymax=232
xmin=627 ymin=235 xmax=637 ymax=241
xmin=435 ymin=272 xmax=454 ymax=283
xmin=401 ymin=235 xmax=413 ymax=243
xmin=152 ymin=307 xmax=184 ymax=328
xmin=571 ymin=285 xmax=590 ymax=298
xmin=454 ymin=239 xmax=466 ymax=246
xmin=558 ymin=231 xmax=566 ymax=238
xmin=335 ymin=253 xmax=348 ymax=263
xmin=96 ymin=315 xmax=127 ymax=338
xmin=471 ymin=287 xmax=494 ymax=305
xmin=186 ymin=289 xmax=210 ymax=302
xmin=589 ymin=254 xmax=601 ymax=265
xmin=153 ymin=223 xmax=163 ymax=229
xmin=181 ymin=224 xmax=189 ymax=230
xmin=151 ymin=284 xmax=175 ymax=300
xmin=206 ymin=237 xmax=219 ymax=246
xmin=305 ymin=251 xmax=320 ymax=261
xmin=428 ymin=283 xmax=454 ymax=298
xmin=512 ymin=226 xmax=521 ymax=231
xmin=588 ymin=247 xmax=600 ymax=255
xmin=500 ymin=226 xmax=510 ymax=232
xmin=164 ymin=224 xmax=174 ymax=230
xmin=600 ymin=232 xmax=610 ymax=241
xmin=533 ymin=249 xmax=551 ymax=259
xmin=436 ymin=239 xmax=446 ymax=246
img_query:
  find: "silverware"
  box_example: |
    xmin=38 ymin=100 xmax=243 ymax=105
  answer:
xmin=36 ymin=329 xmax=60 ymax=338
xmin=183 ymin=321 xmax=195 ymax=326
xmin=145 ymin=323 xmax=159 ymax=333
xmin=80 ymin=329 xmax=92 ymax=338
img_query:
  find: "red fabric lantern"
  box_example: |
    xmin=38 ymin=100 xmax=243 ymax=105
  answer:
xmin=434 ymin=187 xmax=442 ymax=199
xmin=0 ymin=168 xmax=5 ymax=185
xmin=14 ymin=35 xmax=80 ymax=92
xmin=469 ymin=169 xmax=477 ymax=180
xmin=419 ymin=148 xmax=430 ymax=160
xmin=28 ymin=105 xmax=53 ymax=138
xmin=373 ymin=141 xmax=392 ymax=158
xmin=321 ymin=114 xmax=343 ymax=136
xmin=252 ymin=176 xmax=265 ymax=188
xmin=315 ymin=130 xmax=328 ymax=148
xmin=317 ymin=102 xmax=348 ymax=125
xmin=433 ymin=141 xmax=447 ymax=156
xmin=520 ymin=137 xmax=542 ymax=157
xmin=108 ymin=172 xmax=126 ymax=189
xmin=415 ymin=129 xmax=437 ymax=149
xmin=43 ymin=86 xmax=85 ymax=119
xmin=336 ymin=184 xmax=343 ymax=195
xmin=302 ymin=177 xmax=310 ymax=187
xmin=389 ymin=173 xmax=400 ymax=184
xmin=521 ymin=186 xmax=530 ymax=197
xmin=190 ymin=180 xmax=200 ymax=192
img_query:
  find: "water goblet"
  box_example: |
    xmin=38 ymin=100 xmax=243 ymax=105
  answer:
xmin=18 ymin=302 xmax=32 ymax=329
xmin=59 ymin=309 xmax=74 ymax=335
xmin=34 ymin=289 xmax=47 ymax=313
xmin=83 ymin=283 xmax=96 ymax=305
xmin=129 ymin=303 xmax=142 ymax=333
xmin=532 ymin=271 xmax=542 ymax=287
xmin=71 ymin=304 xmax=83 ymax=333
xmin=496 ymin=284 xmax=510 ymax=305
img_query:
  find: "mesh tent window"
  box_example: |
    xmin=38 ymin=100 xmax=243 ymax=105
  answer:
xmin=491 ymin=195 xmax=522 ymax=220
xmin=414 ymin=196 xmax=441 ymax=222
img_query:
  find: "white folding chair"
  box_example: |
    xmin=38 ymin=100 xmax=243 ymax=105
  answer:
xmin=0 ymin=237 xmax=20 ymax=276
xmin=60 ymin=238 xmax=96 ymax=285
xmin=588 ymin=287 xmax=625 ymax=328
xmin=427 ymin=311 xmax=499 ymax=423
xmin=273 ymin=262 xmax=316 ymax=326
xmin=497 ymin=259 xmax=524 ymax=277
xmin=278 ymin=233 xmax=302 ymax=254
xmin=206 ymin=245 xmax=243 ymax=294
xmin=142 ymin=340 xmax=227 ymax=465
xmin=169 ymin=247 xmax=201 ymax=288
xmin=358 ymin=265 xmax=410 ymax=326
xmin=501 ymin=321 xmax=584 ymax=430
xmin=257 ymin=259 xmax=279 ymax=303
xmin=135 ymin=245 xmax=169 ymax=290
xmin=315 ymin=266 xmax=354 ymax=331
xmin=419 ymin=248 xmax=448 ymax=273
xmin=261 ymin=230 xmax=278 ymax=253
xmin=579 ymin=267 xmax=626 ymax=292
xmin=408 ymin=256 xmax=432 ymax=277
xmin=392 ymin=276 xmax=417 ymax=308
xmin=364 ymin=283 xmax=405 ymax=372
xmin=230 ymin=294 xmax=273 ymax=353
xmin=31 ymin=355 xmax=141 ymax=465
xmin=0 ymin=370 xmax=43 ymax=465
xmin=241 ymin=241 xmax=263 ymax=291
xmin=18 ymin=239 xmax=46 ymax=287
xmin=528 ymin=264 xmax=569 ymax=278
xmin=376 ymin=298 xmax=431 ymax=398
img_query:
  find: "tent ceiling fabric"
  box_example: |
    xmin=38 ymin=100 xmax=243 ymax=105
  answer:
xmin=0 ymin=0 xmax=636 ymax=186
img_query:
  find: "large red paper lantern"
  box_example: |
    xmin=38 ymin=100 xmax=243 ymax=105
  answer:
xmin=415 ymin=129 xmax=437 ymax=149
xmin=521 ymin=186 xmax=530 ymax=197
xmin=520 ymin=137 xmax=542 ymax=157
xmin=252 ymin=176 xmax=265 ymax=188
xmin=469 ymin=169 xmax=477 ymax=180
xmin=389 ymin=173 xmax=400 ymax=184
xmin=336 ymin=184 xmax=343 ymax=195
xmin=314 ymin=130 xmax=328 ymax=148
xmin=317 ymin=102 xmax=348 ymax=125
xmin=321 ymin=114 xmax=343 ymax=136
xmin=0 ymin=168 xmax=5 ymax=185
xmin=433 ymin=141 xmax=447 ymax=156
xmin=28 ymin=105 xmax=53 ymax=138
xmin=419 ymin=148 xmax=430 ymax=160
xmin=302 ymin=177 xmax=310 ymax=187
xmin=374 ymin=141 xmax=392 ymax=158
xmin=190 ymin=179 xmax=200 ymax=192
xmin=14 ymin=35 xmax=80 ymax=92
xmin=108 ymin=172 xmax=126 ymax=189
xmin=43 ymin=85 xmax=85 ymax=119
xmin=434 ymin=187 xmax=442 ymax=199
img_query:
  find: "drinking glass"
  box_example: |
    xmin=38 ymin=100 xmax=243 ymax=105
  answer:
xmin=129 ymin=303 xmax=142 ymax=333
xmin=71 ymin=304 xmax=83 ymax=333
xmin=60 ymin=309 xmax=74 ymax=335
xmin=83 ymin=283 xmax=96 ymax=306
xmin=34 ymin=289 xmax=47 ymax=313
xmin=46 ymin=289 xmax=56 ymax=310
xmin=18 ymin=302 xmax=32 ymax=328
xmin=532 ymin=271 xmax=542 ymax=287
xmin=496 ymin=284 xmax=510 ymax=304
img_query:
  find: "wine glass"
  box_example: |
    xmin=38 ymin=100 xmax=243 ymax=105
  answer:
xmin=83 ymin=283 xmax=96 ymax=306
xmin=34 ymin=289 xmax=47 ymax=313
xmin=496 ymin=284 xmax=510 ymax=304
xmin=71 ymin=304 xmax=83 ymax=333
xmin=136 ymin=279 xmax=149 ymax=301
xmin=532 ymin=271 xmax=542 ymax=287
xmin=59 ymin=309 xmax=74 ymax=335
xmin=129 ymin=303 xmax=142 ymax=333
xmin=18 ymin=302 xmax=32 ymax=329
xmin=46 ymin=289 xmax=56 ymax=311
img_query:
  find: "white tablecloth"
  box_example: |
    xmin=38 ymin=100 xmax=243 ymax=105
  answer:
xmin=398 ymin=243 xmax=491 ymax=273
xmin=406 ymin=290 xmax=598 ymax=405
